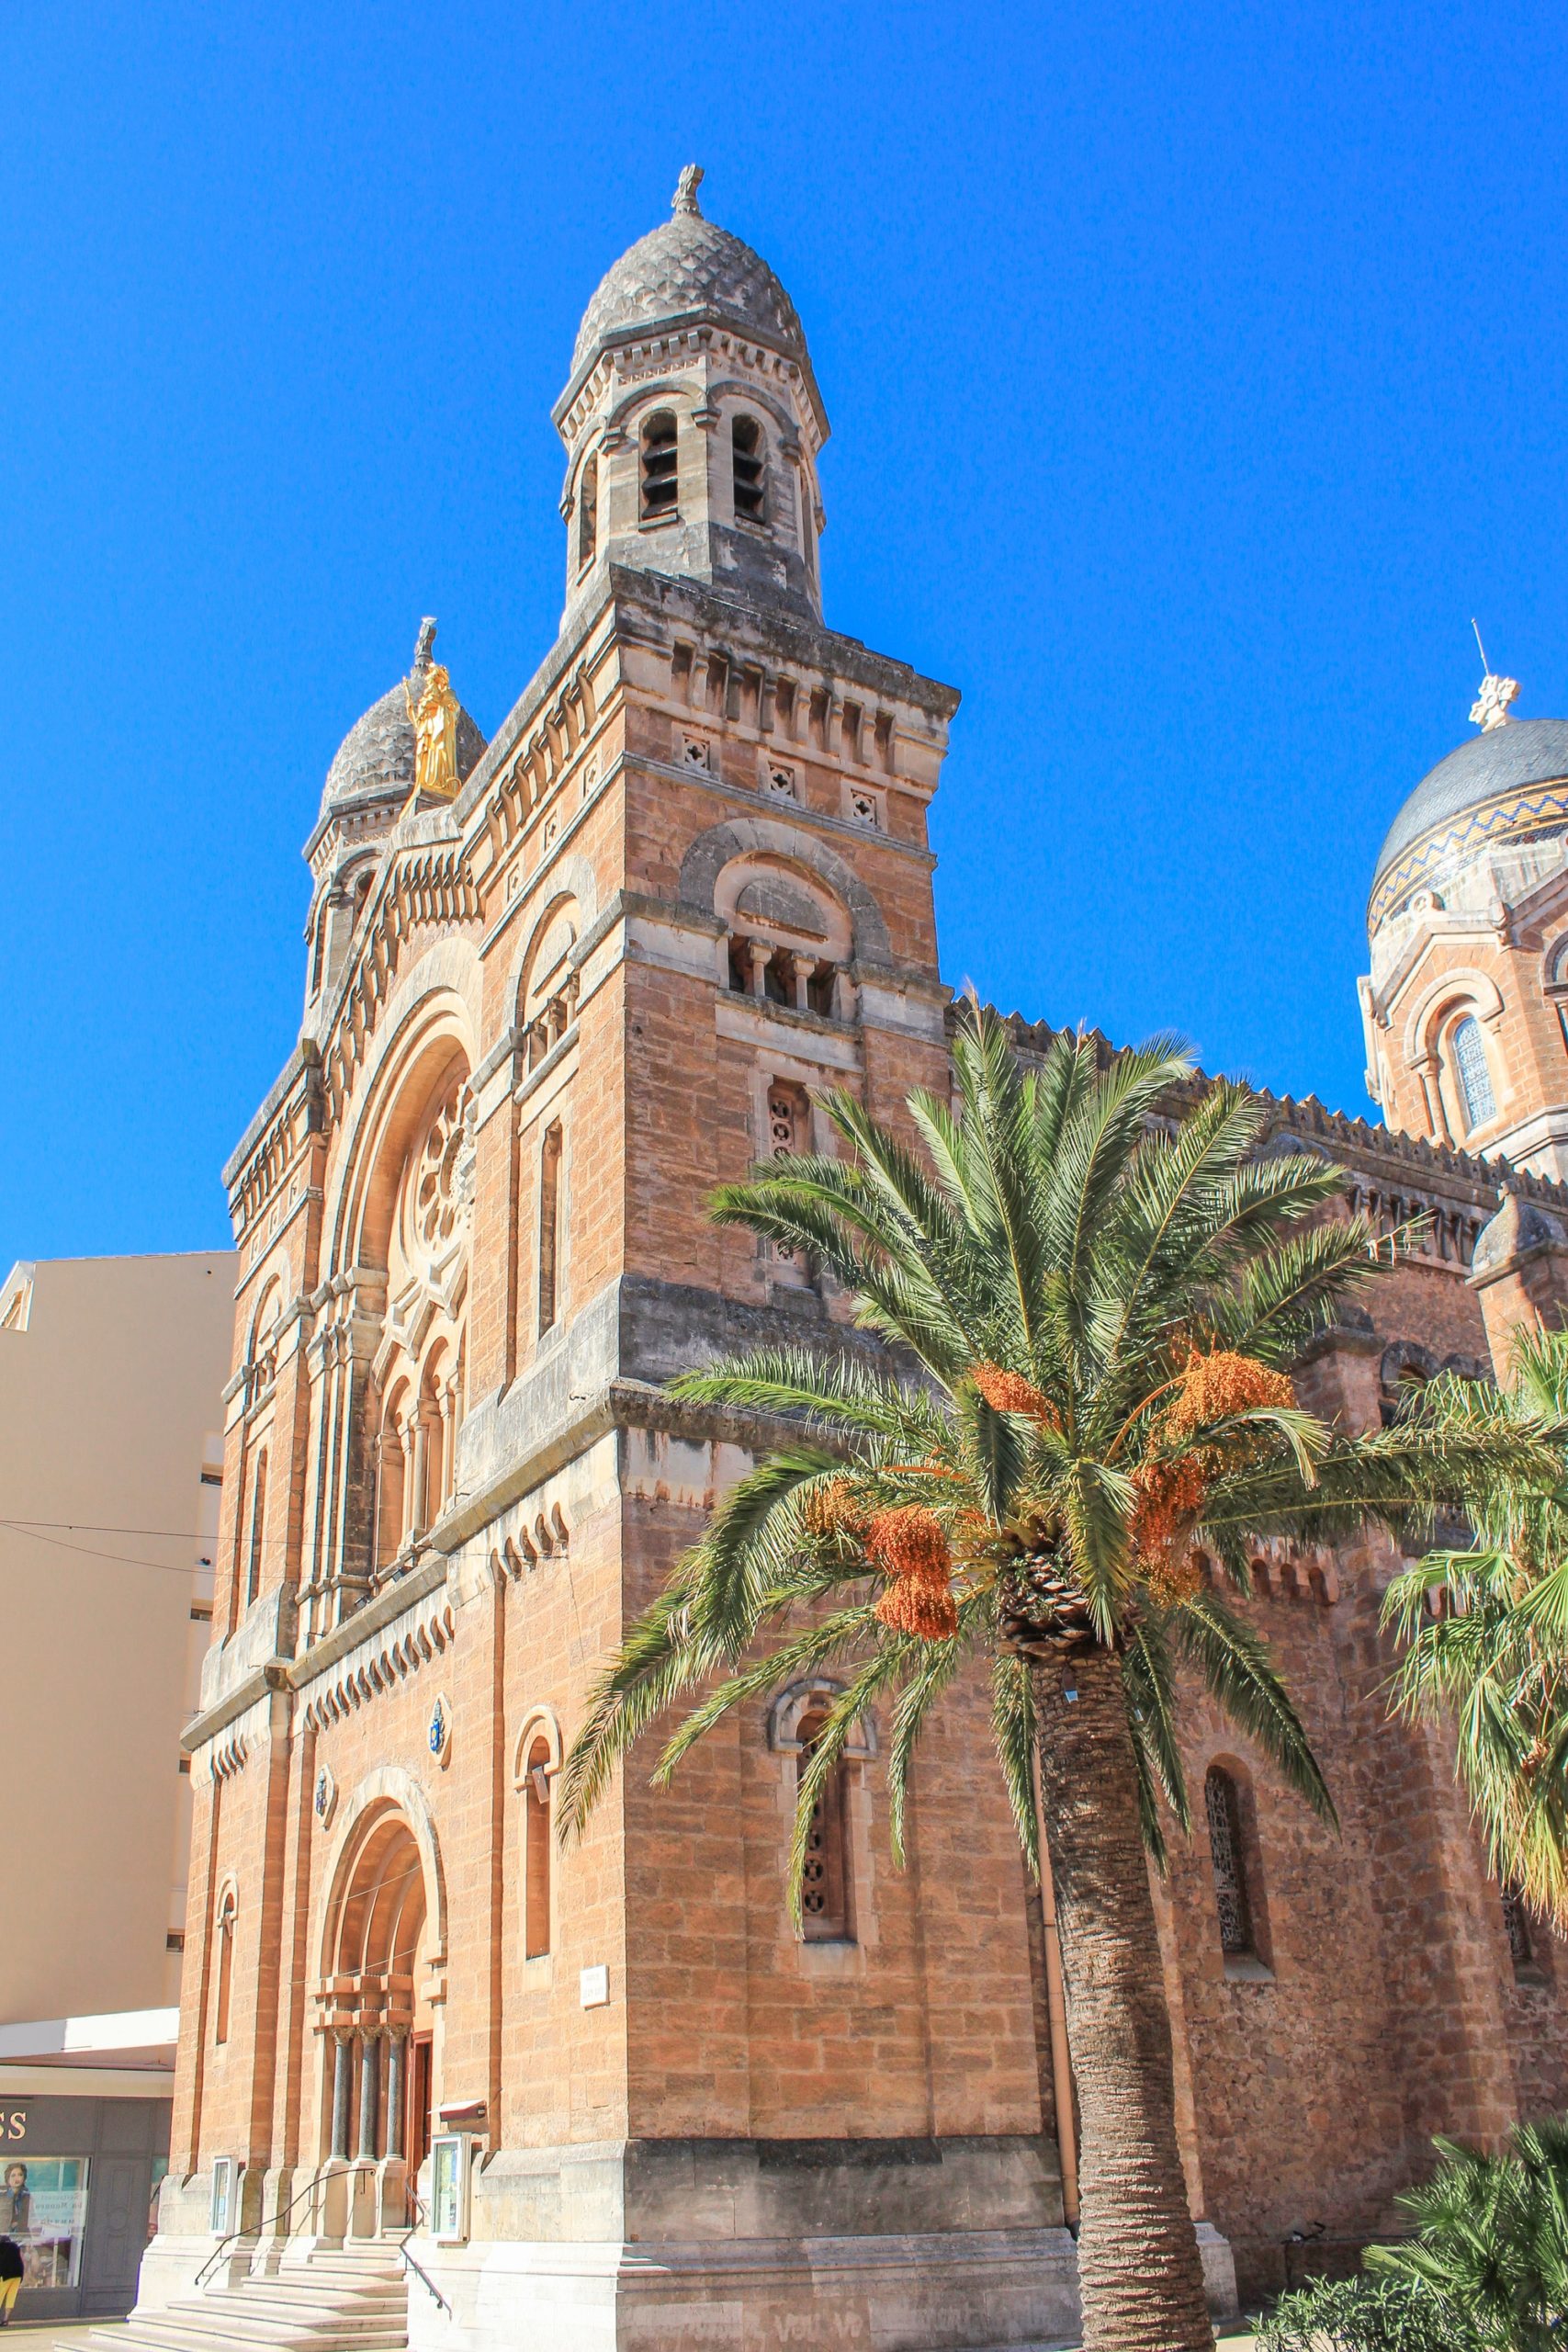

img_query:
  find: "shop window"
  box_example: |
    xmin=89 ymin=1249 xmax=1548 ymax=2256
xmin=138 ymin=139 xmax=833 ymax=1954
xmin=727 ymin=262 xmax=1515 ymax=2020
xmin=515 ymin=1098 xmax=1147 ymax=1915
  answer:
xmin=1 ymin=2158 xmax=89 ymax=2293
xmin=732 ymin=414 xmax=765 ymax=522
xmin=640 ymin=410 xmax=679 ymax=520
xmin=796 ymin=1704 xmax=852 ymax=1941
xmin=524 ymin=1738 xmax=553 ymax=1959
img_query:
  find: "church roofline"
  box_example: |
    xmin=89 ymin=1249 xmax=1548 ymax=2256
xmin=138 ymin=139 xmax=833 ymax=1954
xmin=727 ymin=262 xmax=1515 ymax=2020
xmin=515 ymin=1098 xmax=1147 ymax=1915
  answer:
xmin=453 ymin=563 xmax=961 ymax=832
xmin=983 ymin=1007 xmax=1568 ymax=1216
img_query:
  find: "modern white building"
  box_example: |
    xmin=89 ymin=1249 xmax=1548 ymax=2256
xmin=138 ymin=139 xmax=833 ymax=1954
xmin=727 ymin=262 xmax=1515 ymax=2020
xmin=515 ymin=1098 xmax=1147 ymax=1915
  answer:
xmin=0 ymin=1250 xmax=234 ymax=2324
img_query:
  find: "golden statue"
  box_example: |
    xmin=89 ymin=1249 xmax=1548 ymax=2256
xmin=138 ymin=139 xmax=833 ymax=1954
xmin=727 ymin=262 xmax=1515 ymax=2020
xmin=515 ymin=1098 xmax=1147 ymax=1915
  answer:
xmin=404 ymin=620 xmax=461 ymax=803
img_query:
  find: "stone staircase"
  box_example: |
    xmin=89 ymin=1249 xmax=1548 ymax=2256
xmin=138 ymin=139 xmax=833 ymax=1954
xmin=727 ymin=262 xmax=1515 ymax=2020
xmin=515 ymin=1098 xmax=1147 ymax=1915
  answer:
xmin=72 ymin=2244 xmax=411 ymax=2352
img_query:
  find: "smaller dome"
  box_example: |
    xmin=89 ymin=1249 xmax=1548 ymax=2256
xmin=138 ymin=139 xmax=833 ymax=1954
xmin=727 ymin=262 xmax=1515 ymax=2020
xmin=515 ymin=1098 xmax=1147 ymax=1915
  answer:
xmin=319 ymin=621 xmax=485 ymax=821
xmin=1371 ymin=715 xmax=1568 ymax=922
xmin=569 ymin=168 xmax=807 ymax=387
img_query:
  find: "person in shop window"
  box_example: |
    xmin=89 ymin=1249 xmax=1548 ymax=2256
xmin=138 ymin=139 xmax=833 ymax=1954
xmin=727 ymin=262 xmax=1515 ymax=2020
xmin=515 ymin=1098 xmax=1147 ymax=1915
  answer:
xmin=0 ymin=2232 xmax=21 ymax=2325
xmin=0 ymin=2169 xmax=27 ymax=2240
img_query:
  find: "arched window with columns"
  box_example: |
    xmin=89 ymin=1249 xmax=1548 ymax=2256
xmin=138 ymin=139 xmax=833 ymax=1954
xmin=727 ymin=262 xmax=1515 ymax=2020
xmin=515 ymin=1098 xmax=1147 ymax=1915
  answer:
xmin=767 ymin=1679 xmax=876 ymax=1948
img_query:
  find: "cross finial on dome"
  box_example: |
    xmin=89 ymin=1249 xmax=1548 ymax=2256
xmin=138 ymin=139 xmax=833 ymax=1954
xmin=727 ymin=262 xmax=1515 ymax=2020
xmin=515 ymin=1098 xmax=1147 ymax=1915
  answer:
xmin=672 ymin=164 xmax=705 ymax=219
xmin=1469 ymin=620 xmax=1519 ymax=732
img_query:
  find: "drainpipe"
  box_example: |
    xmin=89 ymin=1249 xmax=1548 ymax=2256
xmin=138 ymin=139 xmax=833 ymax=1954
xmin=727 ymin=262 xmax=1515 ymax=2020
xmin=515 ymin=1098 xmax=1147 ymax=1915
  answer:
xmin=1032 ymin=1743 xmax=1079 ymax=2228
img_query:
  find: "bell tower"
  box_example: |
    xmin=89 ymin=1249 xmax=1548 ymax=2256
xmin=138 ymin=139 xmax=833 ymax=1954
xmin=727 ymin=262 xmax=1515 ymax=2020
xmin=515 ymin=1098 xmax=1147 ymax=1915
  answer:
xmin=553 ymin=164 xmax=829 ymax=625
xmin=162 ymin=171 xmax=1088 ymax=2352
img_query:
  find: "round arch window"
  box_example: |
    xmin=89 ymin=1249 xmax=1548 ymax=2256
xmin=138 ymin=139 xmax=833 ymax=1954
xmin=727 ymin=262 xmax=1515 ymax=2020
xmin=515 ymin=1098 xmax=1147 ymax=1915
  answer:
xmin=1451 ymin=1014 xmax=1496 ymax=1133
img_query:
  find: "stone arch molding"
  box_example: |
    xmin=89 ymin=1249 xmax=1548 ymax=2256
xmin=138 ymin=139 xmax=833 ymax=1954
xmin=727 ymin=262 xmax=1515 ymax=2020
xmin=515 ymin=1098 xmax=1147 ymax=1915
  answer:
xmin=1399 ymin=967 xmax=1506 ymax=1068
xmin=322 ymin=942 xmax=480 ymax=1274
xmin=317 ymin=1765 xmax=448 ymax=1975
xmin=507 ymin=854 xmax=599 ymax=1011
xmin=512 ymin=1706 xmax=564 ymax=1786
xmin=767 ymin=1676 xmax=878 ymax=1758
xmin=678 ymin=818 xmax=892 ymax=966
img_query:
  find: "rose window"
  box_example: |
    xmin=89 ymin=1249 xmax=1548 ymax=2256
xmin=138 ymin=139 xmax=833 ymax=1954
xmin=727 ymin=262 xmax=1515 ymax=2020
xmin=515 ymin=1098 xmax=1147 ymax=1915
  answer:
xmin=413 ymin=1086 xmax=466 ymax=1255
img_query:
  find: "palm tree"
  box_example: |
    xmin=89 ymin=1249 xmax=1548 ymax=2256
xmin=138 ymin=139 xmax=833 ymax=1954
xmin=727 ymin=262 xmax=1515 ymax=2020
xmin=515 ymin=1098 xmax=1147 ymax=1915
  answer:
xmin=1383 ymin=1326 xmax=1568 ymax=1931
xmin=1367 ymin=2117 xmax=1568 ymax=2352
xmin=560 ymin=1007 xmax=1549 ymax=2352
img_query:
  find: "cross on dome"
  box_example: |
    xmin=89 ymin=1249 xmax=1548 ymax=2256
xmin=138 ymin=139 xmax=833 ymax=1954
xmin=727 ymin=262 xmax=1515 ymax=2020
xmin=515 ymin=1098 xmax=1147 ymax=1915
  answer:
xmin=1471 ymin=672 xmax=1520 ymax=733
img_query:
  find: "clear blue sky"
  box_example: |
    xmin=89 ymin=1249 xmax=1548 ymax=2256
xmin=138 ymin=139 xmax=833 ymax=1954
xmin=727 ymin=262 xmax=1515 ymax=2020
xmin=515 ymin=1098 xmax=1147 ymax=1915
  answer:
xmin=5 ymin=0 xmax=1566 ymax=1260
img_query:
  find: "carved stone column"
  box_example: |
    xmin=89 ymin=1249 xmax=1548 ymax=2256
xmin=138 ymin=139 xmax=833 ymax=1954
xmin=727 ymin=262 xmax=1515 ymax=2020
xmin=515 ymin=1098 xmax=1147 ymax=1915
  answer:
xmin=330 ymin=2032 xmax=355 ymax=2163
xmin=356 ymin=2030 xmax=381 ymax=2163
xmin=385 ymin=2031 xmax=407 ymax=2162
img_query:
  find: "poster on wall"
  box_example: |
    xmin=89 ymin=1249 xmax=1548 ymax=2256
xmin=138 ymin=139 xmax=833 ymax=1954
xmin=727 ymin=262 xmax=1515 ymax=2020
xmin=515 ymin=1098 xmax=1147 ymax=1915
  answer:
xmin=429 ymin=2135 xmax=468 ymax=2243
xmin=0 ymin=2157 xmax=91 ymax=2291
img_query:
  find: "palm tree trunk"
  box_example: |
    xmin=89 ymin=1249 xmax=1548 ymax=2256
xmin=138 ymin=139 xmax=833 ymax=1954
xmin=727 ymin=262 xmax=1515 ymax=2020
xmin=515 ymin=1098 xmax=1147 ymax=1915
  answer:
xmin=1035 ymin=1646 xmax=1214 ymax=2352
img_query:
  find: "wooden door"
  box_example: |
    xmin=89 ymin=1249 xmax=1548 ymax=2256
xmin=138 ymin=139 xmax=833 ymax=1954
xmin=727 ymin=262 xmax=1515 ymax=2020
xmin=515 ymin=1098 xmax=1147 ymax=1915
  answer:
xmin=406 ymin=2035 xmax=433 ymax=2224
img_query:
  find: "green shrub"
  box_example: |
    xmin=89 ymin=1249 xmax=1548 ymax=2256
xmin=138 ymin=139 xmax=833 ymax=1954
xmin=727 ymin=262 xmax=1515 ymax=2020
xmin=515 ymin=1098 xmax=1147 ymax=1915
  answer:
xmin=1257 ymin=2272 xmax=1476 ymax=2352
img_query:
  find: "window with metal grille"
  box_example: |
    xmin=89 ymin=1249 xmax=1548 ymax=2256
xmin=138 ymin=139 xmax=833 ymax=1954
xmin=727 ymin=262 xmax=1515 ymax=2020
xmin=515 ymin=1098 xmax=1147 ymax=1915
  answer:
xmin=1503 ymin=1883 xmax=1534 ymax=1973
xmin=640 ymin=410 xmax=679 ymax=519
xmin=732 ymin=415 xmax=765 ymax=522
xmin=796 ymin=1704 xmax=851 ymax=1940
xmin=1203 ymin=1767 xmax=1254 ymax=1956
xmin=1452 ymin=1016 xmax=1495 ymax=1131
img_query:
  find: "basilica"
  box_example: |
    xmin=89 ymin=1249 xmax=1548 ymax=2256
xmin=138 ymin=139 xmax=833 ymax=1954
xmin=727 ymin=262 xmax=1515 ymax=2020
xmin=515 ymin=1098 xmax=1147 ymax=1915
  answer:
xmin=121 ymin=172 xmax=1568 ymax=2352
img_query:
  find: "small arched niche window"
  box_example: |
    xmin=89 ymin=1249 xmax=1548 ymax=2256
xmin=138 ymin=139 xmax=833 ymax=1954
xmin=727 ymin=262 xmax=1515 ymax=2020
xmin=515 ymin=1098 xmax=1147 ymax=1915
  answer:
xmin=732 ymin=415 xmax=765 ymax=524
xmin=537 ymin=1123 xmax=564 ymax=1337
xmin=524 ymin=1737 xmax=553 ymax=1959
xmin=796 ymin=1703 xmax=852 ymax=1942
xmin=1203 ymin=1765 xmax=1260 ymax=1963
xmin=640 ymin=410 xmax=679 ymax=520
xmin=244 ymin=1448 xmax=268 ymax=1609
xmin=577 ymin=452 xmax=598 ymax=571
xmin=1451 ymin=1014 xmax=1496 ymax=1133
xmin=1502 ymin=1883 xmax=1545 ymax=1983
xmin=214 ymin=1889 xmax=236 ymax=2045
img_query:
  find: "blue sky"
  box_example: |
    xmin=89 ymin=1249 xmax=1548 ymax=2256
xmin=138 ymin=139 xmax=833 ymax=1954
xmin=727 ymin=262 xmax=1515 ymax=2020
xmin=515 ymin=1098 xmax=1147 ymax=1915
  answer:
xmin=5 ymin=0 xmax=1566 ymax=1260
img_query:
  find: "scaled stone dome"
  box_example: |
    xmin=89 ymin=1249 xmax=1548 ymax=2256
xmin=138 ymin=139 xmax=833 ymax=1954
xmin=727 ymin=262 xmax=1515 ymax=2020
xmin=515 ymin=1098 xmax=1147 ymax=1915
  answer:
xmin=570 ymin=171 xmax=807 ymax=382
xmin=319 ymin=622 xmax=486 ymax=820
xmin=1370 ymin=713 xmax=1568 ymax=929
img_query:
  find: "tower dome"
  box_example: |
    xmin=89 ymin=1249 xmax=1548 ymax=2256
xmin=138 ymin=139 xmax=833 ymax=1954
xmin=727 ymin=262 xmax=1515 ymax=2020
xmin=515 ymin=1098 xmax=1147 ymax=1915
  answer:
xmin=318 ymin=619 xmax=486 ymax=825
xmin=569 ymin=187 xmax=809 ymax=386
xmin=552 ymin=169 xmax=829 ymax=626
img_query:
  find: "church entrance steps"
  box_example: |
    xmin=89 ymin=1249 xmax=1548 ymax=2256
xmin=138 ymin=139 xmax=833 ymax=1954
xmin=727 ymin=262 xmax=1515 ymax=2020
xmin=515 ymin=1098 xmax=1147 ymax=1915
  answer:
xmin=67 ymin=2243 xmax=410 ymax=2352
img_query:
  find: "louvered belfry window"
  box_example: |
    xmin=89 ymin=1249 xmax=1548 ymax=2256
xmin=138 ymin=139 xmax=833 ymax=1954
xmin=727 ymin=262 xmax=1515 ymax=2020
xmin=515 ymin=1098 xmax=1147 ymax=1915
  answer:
xmin=732 ymin=415 xmax=765 ymax=522
xmin=640 ymin=410 xmax=679 ymax=518
xmin=1204 ymin=1767 xmax=1254 ymax=1957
